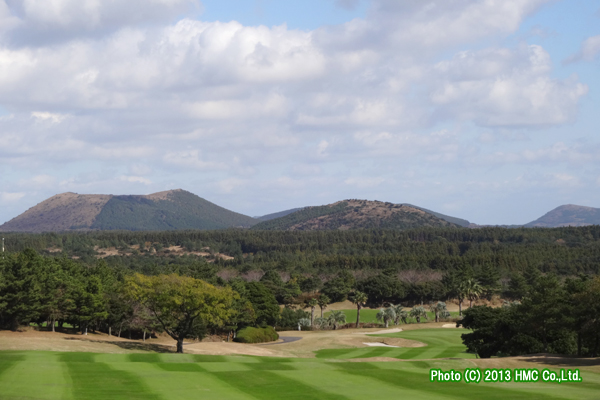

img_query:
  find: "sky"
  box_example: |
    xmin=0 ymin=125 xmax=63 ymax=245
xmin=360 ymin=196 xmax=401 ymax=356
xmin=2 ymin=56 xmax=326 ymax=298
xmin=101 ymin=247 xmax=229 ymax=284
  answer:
xmin=0 ymin=0 xmax=599 ymax=225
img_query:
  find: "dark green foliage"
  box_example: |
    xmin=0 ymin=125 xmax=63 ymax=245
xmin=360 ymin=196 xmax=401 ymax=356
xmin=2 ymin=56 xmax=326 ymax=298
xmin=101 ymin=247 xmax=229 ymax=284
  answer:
xmin=0 ymin=249 xmax=46 ymax=329
xmin=358 ymin=274 xmax=406 ymax=306
xmin=321 ymin=271 xmax=356 ymax=302
xmin=244 ymin=282 xmax=280 ymax=326
xmin=279 ymin=307 xmax=309 ymax=329
xmin=3 ymin=226 xmax=600 ymax=279
xmin=506 ymin=272 xmax=528 ymax=300
xmin=459 ymin=274 xmax=593 ymax=358
xmin=299 ymin=275 xmax=322 ymax=293
xmin=234 ymin=326 xmax=279 ymax=343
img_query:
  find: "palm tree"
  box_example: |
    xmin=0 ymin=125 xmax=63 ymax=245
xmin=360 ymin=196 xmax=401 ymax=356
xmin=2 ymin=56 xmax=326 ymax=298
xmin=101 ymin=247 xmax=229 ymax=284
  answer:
xmin=376 ymin=307 xmax=396 ymax=328
xmin=305 ymin=298 xmax=318 ymax=326
xmin=390 ymin=304 xmax=407 ymax=325
xmin=298 ymin=318 xmax=311 ymax=330
xmin=409 ymin=305 xmax=427 ymax=323
xmin=313 ymin=317 xmax=329 ymax=330
xmin=461 ymin=279 xmax=483 ymax=309
xmin=317 ymin=294 xmax=330 ymax=318
xmin=327 ymin=310 xmax=346 ymax=330
xmin=429 ymin=301 xmax=450 ymax=322
xmin=351 ymin=291 xmax=368 ymax=328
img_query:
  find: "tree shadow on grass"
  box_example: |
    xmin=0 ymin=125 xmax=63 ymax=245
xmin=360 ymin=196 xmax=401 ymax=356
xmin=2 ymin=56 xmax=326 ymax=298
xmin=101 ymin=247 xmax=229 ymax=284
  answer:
xmin=63 ymin=337 xmax=176 ymax=353
xmin=521 ymin=354 xmax=600 ymax=368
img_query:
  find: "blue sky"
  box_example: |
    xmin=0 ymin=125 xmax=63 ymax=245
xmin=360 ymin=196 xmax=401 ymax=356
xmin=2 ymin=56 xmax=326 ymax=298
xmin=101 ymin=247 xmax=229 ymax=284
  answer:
xmin=0 ymin=0 xmax=599 ymax=226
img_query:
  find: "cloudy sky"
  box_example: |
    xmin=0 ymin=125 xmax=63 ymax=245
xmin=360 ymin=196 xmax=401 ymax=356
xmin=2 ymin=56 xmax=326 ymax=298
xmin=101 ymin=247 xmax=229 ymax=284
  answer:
xmin=0 ymin=0 xmax=598 ymax=225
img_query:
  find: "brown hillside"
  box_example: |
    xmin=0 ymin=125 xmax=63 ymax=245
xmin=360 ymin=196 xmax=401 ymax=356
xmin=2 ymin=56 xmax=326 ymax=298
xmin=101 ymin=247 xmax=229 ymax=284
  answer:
xmin=0 ymin=189 xmax=258 ymax=232
xmin=0 ymin=192 xmax=112 ymax=233
xmin=288 ymin=200 xmax=456 ymax=231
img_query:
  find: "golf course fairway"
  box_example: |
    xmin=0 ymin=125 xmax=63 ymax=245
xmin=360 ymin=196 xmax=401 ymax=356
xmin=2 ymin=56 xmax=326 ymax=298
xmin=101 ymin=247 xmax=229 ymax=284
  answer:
xmin=0 ymin=329 xmax=599 ymax=399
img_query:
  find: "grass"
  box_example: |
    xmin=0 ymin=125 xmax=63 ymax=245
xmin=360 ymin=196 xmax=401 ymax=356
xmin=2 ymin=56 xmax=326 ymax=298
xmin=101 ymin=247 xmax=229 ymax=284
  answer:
xmin=315 ymin=328 xmax=476 ymax=360
xmin=324 ymin=308 xmax=460 ymax=325
xmin=0 ymin=329 xmax=599 ymax=399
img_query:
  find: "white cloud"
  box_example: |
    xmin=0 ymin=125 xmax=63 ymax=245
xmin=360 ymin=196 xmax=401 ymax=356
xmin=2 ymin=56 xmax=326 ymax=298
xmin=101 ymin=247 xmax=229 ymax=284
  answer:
xmin=163 ymin=150 xmax=227 ymax=171
xmin=344 ymin=176 xmax=385 ymax=189
xmin=31 ymin=111 xmax=68 ymax=123
xmin=0 ymin=0 xmax=595 ymax=225
xmin=3 ymin=0 xmax=200 ymax=44
xmin=566 ymin=35 xmax=600 ymax=63
xmin=0 ymin=191 xmax=26 ymax=203
xmin=119 ymin=175 xmax=152 ymax=185
xmin=18 ymin=174 xmax=58 ymax=189
xmin=431 ymin=45 xmax=588 ymax=126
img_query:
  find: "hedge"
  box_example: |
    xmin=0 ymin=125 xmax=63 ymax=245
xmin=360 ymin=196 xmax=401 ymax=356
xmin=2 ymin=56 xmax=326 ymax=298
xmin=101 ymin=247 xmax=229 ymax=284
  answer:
xmin=234 ymin=326 xmax=279 ymax=343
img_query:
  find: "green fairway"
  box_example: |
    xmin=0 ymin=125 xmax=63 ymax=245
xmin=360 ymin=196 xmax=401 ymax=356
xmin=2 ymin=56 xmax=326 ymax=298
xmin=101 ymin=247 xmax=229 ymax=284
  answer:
xmin=0 ymin=348 xmax=599 ymax=399
xmin=324 ymin=309 xmax=459 ymax=325
xmin=315 ymin=328 xmax=476 ymax=360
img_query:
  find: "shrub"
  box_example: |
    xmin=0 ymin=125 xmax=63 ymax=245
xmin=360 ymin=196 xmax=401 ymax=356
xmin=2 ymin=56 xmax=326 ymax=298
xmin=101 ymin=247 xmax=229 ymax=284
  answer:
xmin=234 ymin=326 xmax=279 ymax=344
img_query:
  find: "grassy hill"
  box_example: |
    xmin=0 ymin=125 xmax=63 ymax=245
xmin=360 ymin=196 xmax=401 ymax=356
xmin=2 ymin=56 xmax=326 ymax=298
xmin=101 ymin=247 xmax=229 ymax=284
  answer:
xmin=0 ymin=189 xmax=258 ymax=232
xmin=525 ymin=204 xmax=600 ymax=227
xmin=251 ymin=200 xmax=459 ymax=231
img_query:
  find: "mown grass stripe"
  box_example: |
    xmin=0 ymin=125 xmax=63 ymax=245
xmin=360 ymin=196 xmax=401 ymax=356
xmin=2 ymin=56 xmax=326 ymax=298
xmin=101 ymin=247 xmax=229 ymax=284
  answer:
xmin=339 ymin=367 xmax=565 ymax=400
xmin=59 ymin=352 xmax=96 ymax=363
xmin=211 ymin=370 xmax=351 ymax=400
xmin=0 ymin=352 xmax=71 ymax=400
xmin=156 ymin=362 xmax=206 ymax=372
xmin=191 ymin=355 xmax=230 ymax=363
xmin=60 ymin=353 xmax=163 ymax=400
xmin=432 ymin=346 xmax=471 ymax=359
xmin=0 ymin=353 xmax=25 ymax=377
xmin=129 ymin=353 xmax=162 ymax=363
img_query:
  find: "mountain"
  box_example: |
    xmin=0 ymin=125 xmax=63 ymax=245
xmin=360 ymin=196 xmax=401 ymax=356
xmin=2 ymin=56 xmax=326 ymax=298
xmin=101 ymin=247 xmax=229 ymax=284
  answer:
xmin=401 ymin=204 xmax=470 ymax=227
xmin=525 ymin=204 xmax=600 ymax=228
xmin=251 ymin=199 xmax=459 ymax=231
xmin=255 ymin=208 xmax=304 ymax=221
xmin=0 ymin=190 xmax=258 ymax=232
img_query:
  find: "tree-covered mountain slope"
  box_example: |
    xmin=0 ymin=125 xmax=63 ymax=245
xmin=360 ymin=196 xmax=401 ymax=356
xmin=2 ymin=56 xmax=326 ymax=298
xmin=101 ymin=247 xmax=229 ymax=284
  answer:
xmin=251 ymin=200 xmax=459 ymax=231
xmin=0 ymin=189 xmax=258 ymax=232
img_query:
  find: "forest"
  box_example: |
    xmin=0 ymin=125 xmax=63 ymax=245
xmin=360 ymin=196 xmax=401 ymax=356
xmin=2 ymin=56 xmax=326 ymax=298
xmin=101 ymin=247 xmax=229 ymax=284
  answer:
xmin=0 ymin=225 xmax=599 ymax=355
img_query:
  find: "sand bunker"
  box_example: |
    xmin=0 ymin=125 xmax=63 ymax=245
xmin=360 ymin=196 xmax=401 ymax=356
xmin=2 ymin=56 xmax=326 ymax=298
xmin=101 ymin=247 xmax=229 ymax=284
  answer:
xmin=363 ymin=342 xmax=400 ymax=348
xmin=442 ymin=324 xmax=459 ymax=328
xmin=355 ymin=328 xmax=403 ymax=335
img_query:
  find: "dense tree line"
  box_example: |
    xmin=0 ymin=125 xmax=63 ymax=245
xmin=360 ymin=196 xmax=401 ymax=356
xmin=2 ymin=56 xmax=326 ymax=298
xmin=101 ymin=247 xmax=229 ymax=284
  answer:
xmin=0 ymin=250 xmax=285 ymax=345
xmin=1 ymin=226 xmax=600 ymax=354
xmin=459 ymin=274 xmax=600 ymax=358
xmin=2 ymin=226 xmax=600 ymax=278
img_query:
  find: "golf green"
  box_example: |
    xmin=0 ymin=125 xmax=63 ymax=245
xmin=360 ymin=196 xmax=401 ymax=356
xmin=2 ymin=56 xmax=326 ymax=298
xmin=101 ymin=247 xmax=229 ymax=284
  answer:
xmin=315 ymin=328 xmax=476 ymax=360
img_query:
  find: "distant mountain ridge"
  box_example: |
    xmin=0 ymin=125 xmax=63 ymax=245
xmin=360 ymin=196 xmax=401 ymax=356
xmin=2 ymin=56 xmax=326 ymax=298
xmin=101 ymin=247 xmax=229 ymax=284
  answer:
xmin=255 ymin=208 xmax=304 ymax=221
xmin=0 ymin=190 xmax=258 ymax=233
xmin=2 ymin=190 xmax=597 ymax=233
xmin=525 ymin=204 xmax=600 ymax=227
xmin=251 ymin=199 xmax=459 ymax=231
